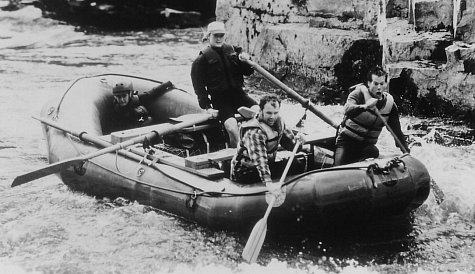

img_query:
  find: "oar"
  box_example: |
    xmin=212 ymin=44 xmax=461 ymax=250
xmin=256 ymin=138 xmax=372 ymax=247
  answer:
xmin=11 ymin=113 xmax=212 ymax=187
xmin=242 ymin=140 xmax=301 ymax=263
xmin=373 ymin=109 xmax=409 ymax=154
xmin=374 ymin=109 xmax=445 ymax=204
xmin=243 ymin=59 xmax=339 ymax=129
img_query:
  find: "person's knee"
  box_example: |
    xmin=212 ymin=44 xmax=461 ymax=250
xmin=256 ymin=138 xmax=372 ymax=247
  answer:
xmin=362 ymin=145 xmax=379 ymax=159
xmin=224 ymin=118 xmax=239 ymax=147
xmin=224 ymin=118 xmax=238 ymax=131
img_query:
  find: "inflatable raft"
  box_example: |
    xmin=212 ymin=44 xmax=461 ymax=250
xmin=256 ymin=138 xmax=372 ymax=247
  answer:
xmin=26 ymin=74 xmax=431 ymax=231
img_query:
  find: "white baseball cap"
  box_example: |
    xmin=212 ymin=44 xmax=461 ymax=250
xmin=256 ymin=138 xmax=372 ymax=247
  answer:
xmin=207 ymin=21 xmax=226 ymax=34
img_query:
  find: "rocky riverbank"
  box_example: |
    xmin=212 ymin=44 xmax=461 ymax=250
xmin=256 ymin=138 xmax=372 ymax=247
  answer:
xmin=218 ymin=0 xmax=475 ymax=127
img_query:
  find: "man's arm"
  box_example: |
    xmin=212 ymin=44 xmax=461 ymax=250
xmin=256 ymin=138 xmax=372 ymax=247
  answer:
xmin=234 ymin=46 xmax=254 ymax=76
xmin=279 ymin=127 xmax=305 ymax=152
xmin=344 ymin=89 xmax=368 ymax=117
xmin=191 ymin=56 xmax=212 ymax=109
xmin=345 ymin=85 xmax=379 ymax=117
xmin=242 ymin=128 xmax=272 ymax=185
xmin=138 ymin=81 xmax=175 ymax=104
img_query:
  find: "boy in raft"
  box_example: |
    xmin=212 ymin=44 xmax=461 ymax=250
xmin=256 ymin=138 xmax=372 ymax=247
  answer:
xmin=111 ymin=80 xmax=173 ymax=131
xmin=334 ymin=66 xmax=410 ymax=166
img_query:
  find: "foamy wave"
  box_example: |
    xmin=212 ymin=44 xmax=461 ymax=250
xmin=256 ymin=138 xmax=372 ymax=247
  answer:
xmin=0 ymin=260 xmax=42 ymax=274
xmin=0 ymin=6 xmax=83 ymax=49
xmin=154 ymin=259 xmax=376 ymax=274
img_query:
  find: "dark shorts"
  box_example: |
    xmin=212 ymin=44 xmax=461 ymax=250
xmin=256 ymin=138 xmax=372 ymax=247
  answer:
xmin=213 ymin=94 xmax=257 ymax=122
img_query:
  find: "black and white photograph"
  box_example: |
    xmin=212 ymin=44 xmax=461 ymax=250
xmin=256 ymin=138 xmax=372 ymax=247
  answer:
xmin=1 ymin=0 xmax=474 ymax=273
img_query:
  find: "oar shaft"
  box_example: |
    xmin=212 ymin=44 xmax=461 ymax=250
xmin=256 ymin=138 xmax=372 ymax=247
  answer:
xmin=373 ymin=109 xmax=408 ymax=153
xmin=374 ymin=109 xmax=444 ymax=203
xmin=245 ymin=59 xmax=339 ymax=129
xmin=278 ymin=141 xmax=301 ymax=184
xmin=12 ymin=114 xmax=212 ymax=187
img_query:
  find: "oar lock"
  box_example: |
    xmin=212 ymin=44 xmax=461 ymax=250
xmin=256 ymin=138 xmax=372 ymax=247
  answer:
xmin=186 ymin=190 xmax=198 ymax=209
xmin=136 ymin=167 xmax=145 ymax=177
xmin=73 ymin=161 xmax=87 ymax=176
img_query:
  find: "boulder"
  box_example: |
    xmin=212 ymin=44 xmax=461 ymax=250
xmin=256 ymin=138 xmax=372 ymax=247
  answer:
xmin=382 ymin=18 xmax=452 ymax=63
xmin=456 ymin=9 xmax=475 ymax=43
xmin=388 ymin=61 xmax=475 ymax=117
xmin=414 ymin=0 xmax=453 ymax=31
xmin=386 ymin=0 xmax=409 ymax=18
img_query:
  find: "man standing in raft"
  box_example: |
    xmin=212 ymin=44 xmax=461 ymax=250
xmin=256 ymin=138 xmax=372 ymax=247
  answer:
xmin=334 ymin=66 xmax=410 ymax=166
xmin=191 ymin=21 xmax=259 ymax=148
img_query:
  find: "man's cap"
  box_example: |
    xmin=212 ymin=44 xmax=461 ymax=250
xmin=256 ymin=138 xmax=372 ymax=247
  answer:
xmin=113 ymin=81 xmax=133 ymax=95
xmin=207 ymin=21 xmax=226 ymax=34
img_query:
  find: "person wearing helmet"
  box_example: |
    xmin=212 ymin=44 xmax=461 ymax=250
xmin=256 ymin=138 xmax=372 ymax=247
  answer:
xmin=191 ymin=21 xmax=259 ymax=148
xmin=111 ymin=80 xmax=174 ymax=131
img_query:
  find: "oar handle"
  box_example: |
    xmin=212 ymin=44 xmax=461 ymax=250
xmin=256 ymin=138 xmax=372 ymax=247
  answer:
xmin=244 ymin=59 xmax=339 ymax=129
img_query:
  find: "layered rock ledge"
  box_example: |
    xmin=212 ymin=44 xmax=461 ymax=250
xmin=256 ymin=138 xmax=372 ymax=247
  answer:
xmin=217 ymin=0 xmax=475 ymax=125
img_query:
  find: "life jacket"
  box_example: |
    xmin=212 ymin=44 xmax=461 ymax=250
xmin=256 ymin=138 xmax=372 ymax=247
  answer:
xmin=200 ymin=44 xmax=245 ymax=95
xmin=238 ymin=117 xmax=285 ymax=161
xmin=341 ymin=92 xmax=394 ymax=144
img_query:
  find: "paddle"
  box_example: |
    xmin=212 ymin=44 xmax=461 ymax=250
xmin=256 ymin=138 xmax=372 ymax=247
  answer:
xmin=243 ymin=59 xmax=339 ymax=129
xmin=11 ymin=113 xmax=212 ymax=187
xmin=374 ymin=109 xmax=445 ymax=204
xmin=242 ymin=140 xmax=301 ymax=264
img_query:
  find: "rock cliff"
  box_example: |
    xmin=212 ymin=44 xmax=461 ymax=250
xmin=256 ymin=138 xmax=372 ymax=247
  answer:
xmin=217 ymin=0 xmax=475 ymax=124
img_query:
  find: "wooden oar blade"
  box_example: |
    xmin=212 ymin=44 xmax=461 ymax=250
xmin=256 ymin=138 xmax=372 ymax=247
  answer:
xmin=242 ymin=218 xmax=268 ymax=263
xmin=11 ymin=158 xmax=84 ymax=187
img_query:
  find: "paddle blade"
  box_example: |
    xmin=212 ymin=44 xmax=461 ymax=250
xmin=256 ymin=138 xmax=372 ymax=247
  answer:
xmin=242 ymin=218 xmax=268 ymax=263
xmin=11 ymin=158 xmax=84 ymax=187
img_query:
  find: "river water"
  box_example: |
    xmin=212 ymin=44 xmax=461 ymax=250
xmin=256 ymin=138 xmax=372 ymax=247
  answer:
xmin=1 ymin=6 xmax=474 ymax=274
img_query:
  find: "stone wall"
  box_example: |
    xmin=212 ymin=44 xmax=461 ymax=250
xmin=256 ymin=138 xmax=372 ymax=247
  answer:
xmin=216 ymin=0 xmax=383 ymax=102
xmin=217 ymin=0 xmax=475 ymax=124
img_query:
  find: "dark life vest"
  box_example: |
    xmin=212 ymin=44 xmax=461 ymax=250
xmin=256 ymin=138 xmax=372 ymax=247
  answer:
xmin=112 ymin=94 xmax=149 ymax=129
xmin=341 ymin=92 xmax=394 ymax=144
xmin=200 ymin=44 xmax=245 ymax=97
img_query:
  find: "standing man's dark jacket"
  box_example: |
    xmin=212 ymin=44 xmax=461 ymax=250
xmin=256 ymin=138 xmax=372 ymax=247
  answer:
xmin=191 ymin=44 xmax=254 ymax=110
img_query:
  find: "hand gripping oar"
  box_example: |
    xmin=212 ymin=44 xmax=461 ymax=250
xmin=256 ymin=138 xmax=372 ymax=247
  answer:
xmin=11 ymin=113 xmax=212 ymax=187
xmin=243 ymin=59 xmax=339 ymax=129
xmin=374 ymin=109 xmax=445 ymax=204
xmin=242 ymin=140 xmax=301 ymax=263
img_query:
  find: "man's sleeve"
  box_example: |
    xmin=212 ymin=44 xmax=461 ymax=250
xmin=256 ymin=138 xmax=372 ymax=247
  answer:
xmin=233 ymin=46 xmax=254 ymax=76
xmin=279 ymin=127 xmax=298 ymax=151
xmin=243 ymin=129 xmax=272 ymax=184
xmin=191 ymin=56 xmax=212 ymax=109
xmin=344 ymin=89 xmax=366 ymax=117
